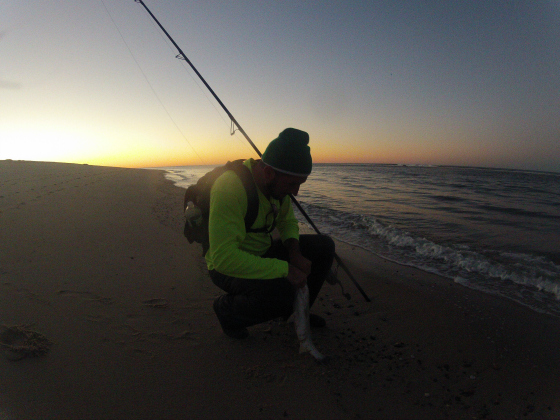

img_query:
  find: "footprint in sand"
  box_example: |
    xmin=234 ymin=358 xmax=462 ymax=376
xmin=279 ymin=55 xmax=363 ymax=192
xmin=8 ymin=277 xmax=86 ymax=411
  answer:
xmin=142 ymin=298 xmax=169 ymax=308
xmin=0 ymin=325 xmax=52 ymax=361
xmin=57 ymin=290 xmax=113 ymax=305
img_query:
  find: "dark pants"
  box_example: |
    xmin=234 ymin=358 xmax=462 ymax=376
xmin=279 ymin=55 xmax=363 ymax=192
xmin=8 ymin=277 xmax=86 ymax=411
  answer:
xmin=209 ymin=234 xmax=335 ymax=330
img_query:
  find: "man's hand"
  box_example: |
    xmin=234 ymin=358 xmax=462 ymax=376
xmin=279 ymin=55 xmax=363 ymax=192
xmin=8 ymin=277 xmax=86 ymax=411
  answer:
xmin=284 ymin=238 xmax=311 ymax=275
xmin=287 ymin=264 xmax=307 ymax=288
xmin=289 ymin=252 xmax=311 ymax=276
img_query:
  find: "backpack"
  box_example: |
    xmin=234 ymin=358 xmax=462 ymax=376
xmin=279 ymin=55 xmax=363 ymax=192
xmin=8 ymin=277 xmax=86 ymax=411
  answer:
xmin=183 ymin=159 xmax=271 ymax=256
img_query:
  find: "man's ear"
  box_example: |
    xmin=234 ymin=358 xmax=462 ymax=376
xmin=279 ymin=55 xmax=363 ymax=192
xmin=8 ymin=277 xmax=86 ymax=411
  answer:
xmin=263 ymin=165 xmax=276 ymax=183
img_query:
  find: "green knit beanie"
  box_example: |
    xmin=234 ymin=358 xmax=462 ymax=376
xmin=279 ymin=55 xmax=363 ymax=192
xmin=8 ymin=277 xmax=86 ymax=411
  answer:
xmin=262 ymin=128 xmax=312 ymax=177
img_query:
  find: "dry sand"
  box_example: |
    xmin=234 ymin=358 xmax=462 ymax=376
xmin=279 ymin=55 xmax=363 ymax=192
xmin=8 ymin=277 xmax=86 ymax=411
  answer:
xmin=0 ymin=160 xmax=559 ymax=420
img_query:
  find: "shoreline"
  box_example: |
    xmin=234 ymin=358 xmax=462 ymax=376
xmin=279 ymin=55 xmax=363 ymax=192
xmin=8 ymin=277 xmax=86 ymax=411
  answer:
xmin=1 ymin=160 xmax=559 ymax=419
xmin=330 ymin=237 xmax=560 ymax=320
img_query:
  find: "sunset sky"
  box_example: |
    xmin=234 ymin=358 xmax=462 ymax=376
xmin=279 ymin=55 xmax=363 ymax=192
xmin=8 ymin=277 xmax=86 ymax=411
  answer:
xmin=1 ymin=1 xmax=559 ymax=172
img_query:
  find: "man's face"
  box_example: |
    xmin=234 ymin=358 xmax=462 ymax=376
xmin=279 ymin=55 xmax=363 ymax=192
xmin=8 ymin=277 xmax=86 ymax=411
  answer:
xmin=268 ymin=171 xmax=307 ymax=200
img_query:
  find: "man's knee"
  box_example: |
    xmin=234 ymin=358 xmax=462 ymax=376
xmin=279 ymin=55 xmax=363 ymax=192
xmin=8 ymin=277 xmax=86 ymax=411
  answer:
xmin=300 ymin=234 xmax=335 ymax=260
xmin=320 ymin=235 xmax=335 ymax=255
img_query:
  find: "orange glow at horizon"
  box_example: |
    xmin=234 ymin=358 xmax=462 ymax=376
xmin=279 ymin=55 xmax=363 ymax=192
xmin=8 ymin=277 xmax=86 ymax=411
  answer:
xmin=3 ymin=125 xmax=557 ymax=172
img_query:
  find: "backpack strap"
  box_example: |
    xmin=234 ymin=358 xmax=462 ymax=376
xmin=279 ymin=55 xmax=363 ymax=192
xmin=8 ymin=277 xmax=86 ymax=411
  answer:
xmin=225 ymin=160 xmax=286 ymax=234
xmin=224 ymin=160 xmax=260 ymax=232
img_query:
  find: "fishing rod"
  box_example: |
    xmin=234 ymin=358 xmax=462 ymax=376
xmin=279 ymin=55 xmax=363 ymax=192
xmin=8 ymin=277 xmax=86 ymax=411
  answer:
xmin=134 ymin=0 xmax=371 ymax=302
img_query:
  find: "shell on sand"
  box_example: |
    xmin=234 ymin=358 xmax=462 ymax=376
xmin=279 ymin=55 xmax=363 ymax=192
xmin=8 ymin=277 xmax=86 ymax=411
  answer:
xmin=0 ymin=325 xmax=52 ymax=361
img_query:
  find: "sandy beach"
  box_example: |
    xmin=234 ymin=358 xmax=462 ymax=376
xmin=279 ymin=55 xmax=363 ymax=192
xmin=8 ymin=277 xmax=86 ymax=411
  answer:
xmin=1 ymin=160 xmax=559 ymax=420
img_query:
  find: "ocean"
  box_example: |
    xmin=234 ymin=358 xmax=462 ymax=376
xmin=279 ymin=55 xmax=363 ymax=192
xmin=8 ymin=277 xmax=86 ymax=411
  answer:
xmin=163 ymin=163 xmax=560 ymax=317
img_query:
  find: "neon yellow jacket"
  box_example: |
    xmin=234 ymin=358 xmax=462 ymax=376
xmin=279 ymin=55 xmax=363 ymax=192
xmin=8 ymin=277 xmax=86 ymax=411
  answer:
xmin=205 ymin=159 xmax=300 ymax=279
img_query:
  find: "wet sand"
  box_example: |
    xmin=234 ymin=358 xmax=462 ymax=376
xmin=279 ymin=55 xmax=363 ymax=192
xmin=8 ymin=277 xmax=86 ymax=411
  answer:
xmin=1 ymin=160 xmax=559 ymax=419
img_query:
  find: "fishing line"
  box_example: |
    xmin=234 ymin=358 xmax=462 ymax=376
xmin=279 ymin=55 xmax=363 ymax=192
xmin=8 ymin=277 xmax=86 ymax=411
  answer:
xmin=138 ymin=5 xmax=253 ymax=154
xmin=99 ymin=0 xmax=206 ymax=164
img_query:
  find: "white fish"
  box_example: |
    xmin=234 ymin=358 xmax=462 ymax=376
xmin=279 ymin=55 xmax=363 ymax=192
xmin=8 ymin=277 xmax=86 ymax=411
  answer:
xmin=293 ymin=284 xmax=326 ymax=362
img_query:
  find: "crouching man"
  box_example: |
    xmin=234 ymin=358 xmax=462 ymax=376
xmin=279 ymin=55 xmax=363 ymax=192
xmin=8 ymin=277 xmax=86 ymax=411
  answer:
xmin=206 ymin=128 xmax=335 ymax=338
